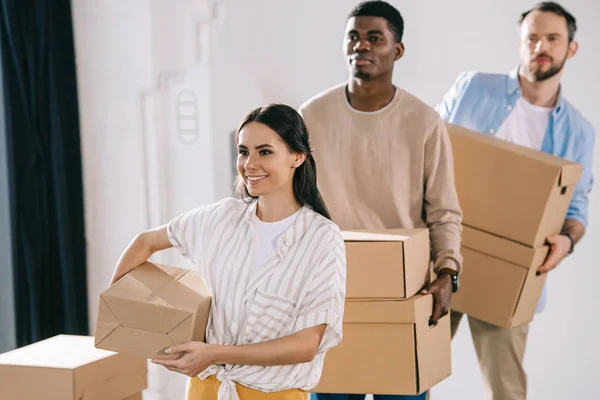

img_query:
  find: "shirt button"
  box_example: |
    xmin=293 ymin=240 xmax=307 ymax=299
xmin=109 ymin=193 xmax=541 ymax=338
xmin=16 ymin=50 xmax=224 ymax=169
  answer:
xmin=490 ymin=129 xmax=495 ymax=134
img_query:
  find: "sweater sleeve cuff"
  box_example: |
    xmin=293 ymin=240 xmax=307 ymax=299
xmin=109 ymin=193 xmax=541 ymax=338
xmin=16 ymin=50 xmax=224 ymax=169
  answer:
xmin=434 ymin=258 xmax=461 ymax=276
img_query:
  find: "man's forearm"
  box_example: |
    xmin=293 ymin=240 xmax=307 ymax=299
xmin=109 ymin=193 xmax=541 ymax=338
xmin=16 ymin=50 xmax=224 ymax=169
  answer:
xmin=562 ymin=218 xmax=586 ymax=245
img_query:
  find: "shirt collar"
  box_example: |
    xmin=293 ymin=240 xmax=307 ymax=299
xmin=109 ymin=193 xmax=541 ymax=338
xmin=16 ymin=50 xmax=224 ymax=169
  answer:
xmin=507 ymin=66 xmax=520 ymax=95
xmin=507 ymin=66 xmax=567 ymax=116
xmin=242 ymin=199 xmax=259 ymax=224
xmin=279 ymin=205 xmax=316 ymax=248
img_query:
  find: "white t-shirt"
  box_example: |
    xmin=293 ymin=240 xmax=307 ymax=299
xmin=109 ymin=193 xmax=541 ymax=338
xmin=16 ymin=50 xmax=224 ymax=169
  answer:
xmin=252 ymin=208 xmax=302 ymax=270
xmin=495 ymin=97 xmax=553 ymax=150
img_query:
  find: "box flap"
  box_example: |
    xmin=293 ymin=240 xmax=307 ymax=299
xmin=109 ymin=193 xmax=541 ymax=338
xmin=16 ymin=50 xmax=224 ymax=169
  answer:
xmin=94 ymin=297 xmax=120 ymax=346
xmin=462 ymin=226 xmax=549 ymax=268
xmin=101 ymin=293 xmax=192 ymax=333
xmin=510 ymin=255 xmax=549 ymax=327
xmin=343 ymin=295 xmax=432 ymax=324
xmin=190 ymin=288 xmax=212 ymax=342
xmin=167 ymin=314 xmax=195 ymax=344
xmin=558 ymin=164 xmax=583 ymax=186
xmin=94 ymin=325 xmax=179 ymax=359
xmin=451 ymin=247 xmax=525 ymax=327
xmin=152 ymin=272 xmax=210 ymax=312
xmin=107 ymin=262 xmax=185 ymax=302
xmin=177 ymin=270 xmax=212 ymax=300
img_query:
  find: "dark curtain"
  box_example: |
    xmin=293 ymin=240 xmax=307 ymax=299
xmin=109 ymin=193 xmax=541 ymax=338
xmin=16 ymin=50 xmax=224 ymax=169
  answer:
xmin=0 ymin=0 xmax=88 ymax=346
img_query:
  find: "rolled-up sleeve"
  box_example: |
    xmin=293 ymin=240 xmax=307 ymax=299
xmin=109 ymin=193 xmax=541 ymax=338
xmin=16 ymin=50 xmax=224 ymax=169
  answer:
xmin=167 ymin=204 xmax=213 ymax=261
xmin=292 ymin=228 xmax=346 ymax=354
xmin=566 ymin=126 xmax=596 ymax=227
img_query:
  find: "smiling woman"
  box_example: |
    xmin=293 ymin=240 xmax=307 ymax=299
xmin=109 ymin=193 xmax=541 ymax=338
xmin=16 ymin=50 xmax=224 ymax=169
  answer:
xmin=234 ymin=104 xmax=330 ymax=221
xmin=108 ymin=104 xmax=346 ymax=400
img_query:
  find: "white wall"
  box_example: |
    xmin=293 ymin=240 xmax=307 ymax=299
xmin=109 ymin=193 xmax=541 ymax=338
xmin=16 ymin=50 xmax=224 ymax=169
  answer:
xmin=73 ymin=0 xmax=599 ymax=399
xmin=72 ymin=0 xmax=221 ymax=398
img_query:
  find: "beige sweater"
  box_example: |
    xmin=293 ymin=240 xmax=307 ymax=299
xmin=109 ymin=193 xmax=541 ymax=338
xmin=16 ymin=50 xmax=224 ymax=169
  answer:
xmin=300 ymin=83 xmax=463 ymax=273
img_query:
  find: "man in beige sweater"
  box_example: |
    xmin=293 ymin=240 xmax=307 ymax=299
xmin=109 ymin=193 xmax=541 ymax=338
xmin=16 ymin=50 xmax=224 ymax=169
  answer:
xmin=300 ymin=4 xmax=462 ymax=398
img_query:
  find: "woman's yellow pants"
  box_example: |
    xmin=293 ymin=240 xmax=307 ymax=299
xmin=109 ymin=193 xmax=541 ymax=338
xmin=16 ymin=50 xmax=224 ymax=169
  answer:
xmin=186 ymin=375 xmax=308 ymax=400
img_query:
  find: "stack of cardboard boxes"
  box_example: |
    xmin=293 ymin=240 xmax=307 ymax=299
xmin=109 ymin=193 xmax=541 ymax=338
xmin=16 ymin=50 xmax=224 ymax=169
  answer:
xmin=315 ymin=230 xmax=452 ymax=395
xmin=0 ymin=335 xmax=147 ymax=400
xmin=447 ymin=124 xmax=583 ymax=327
xmin=315 ymin=124 xmax=584 ymax=394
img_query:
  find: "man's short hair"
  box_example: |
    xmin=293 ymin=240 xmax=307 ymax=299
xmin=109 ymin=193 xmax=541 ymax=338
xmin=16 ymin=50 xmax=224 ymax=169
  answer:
xmin=519 ymin=2 xmax=577 ymax=41
xmin=348 ymin=1 xmax=404 ymax=42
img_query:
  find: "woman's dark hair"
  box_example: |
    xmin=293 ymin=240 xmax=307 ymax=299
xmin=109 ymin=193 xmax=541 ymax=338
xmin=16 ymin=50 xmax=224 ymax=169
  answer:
xmin=234 ymin=104 xmax=331 ymax=220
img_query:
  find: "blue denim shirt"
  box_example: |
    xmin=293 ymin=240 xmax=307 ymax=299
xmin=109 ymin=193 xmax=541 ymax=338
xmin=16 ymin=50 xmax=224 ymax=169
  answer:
xmin=437 ymin=68 xmax=596 ymax=313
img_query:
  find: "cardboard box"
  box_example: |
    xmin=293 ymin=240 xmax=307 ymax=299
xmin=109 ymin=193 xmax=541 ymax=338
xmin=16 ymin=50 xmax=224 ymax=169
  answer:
xmin=343 ymin=229 xmax=430 ymax=299
xmin=314 ymin=295 xmax=451 ymax=395
xmin=123 ymin=394 xmax=143 ymax=400
xmin=452 ymin=226 xmax=550 ymax=328
xmin=95 ymin=262 xmax=211 ymax=359
xmin=447 ymin=124 xmax=582 ymax=247
xmin=0 ymin=335 xmax=147 ymax=400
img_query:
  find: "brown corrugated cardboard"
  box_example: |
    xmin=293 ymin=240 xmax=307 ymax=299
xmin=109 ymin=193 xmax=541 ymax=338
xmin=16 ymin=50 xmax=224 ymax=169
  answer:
xmin=343 ymin=229 xmax=430 ymax=299
xmin=122 ymin=394 xmax=143 ymax=400
xmin=95 ymin=262 xmax=211 ymax=359
xmin=314 ymin=295 xmax=450 ymax=395
xmin=452 ymin=226 xmax=550 ymax=328
xmin=447 ymin=123 xmax=582 ymax=247
xmin=0 ymin=335 xmax=147 ymax=400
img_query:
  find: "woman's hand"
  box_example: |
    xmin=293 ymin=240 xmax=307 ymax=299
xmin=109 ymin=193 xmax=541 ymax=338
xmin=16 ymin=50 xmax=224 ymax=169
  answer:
xmin=152 ymin=324 xmax=327 ymax=376
xmin=151 ymin=342 xmax=216 ymax=377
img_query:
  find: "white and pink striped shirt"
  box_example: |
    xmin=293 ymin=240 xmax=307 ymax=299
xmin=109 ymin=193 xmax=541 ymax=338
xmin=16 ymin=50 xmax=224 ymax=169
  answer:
xmin=167 ymin=198 xmax=346 ymax=400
